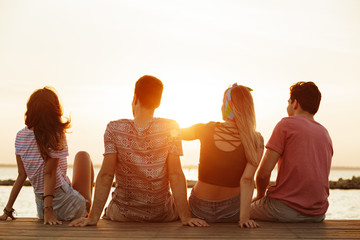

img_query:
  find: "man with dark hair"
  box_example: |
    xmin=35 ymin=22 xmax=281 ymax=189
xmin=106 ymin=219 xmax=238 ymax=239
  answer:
xmin=289 ymin=81 xmax=322 ymax=115
xmin=134 ymin=75 xmax=164 ymax=109
xmin=70 ymin=75 xmax=208 ymax=227
xmin=250 ymin=81 xmax=333 ymax=222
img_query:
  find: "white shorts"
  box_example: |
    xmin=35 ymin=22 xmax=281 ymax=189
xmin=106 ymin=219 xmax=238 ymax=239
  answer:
xmin=35 ymin=181 xmax=86 ymax=221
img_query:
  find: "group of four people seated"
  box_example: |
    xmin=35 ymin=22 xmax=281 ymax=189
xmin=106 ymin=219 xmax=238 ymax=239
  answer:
xmin=1 ymin=75 xmax=333 ymax=228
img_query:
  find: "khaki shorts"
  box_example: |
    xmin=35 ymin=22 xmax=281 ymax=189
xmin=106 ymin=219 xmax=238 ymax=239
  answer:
xmin=250 ymin=195 xmax=325 ymax=222
xmin=103 ymin=199 xmax=179 ymax=222
xmin=35 ymin=181 xmax=86 ymax=221
xmin=103 ymin=200 xmax=131 ymax=222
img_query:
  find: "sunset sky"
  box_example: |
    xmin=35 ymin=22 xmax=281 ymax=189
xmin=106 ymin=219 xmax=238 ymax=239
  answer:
xmin=0 ymin=0 xmax=359 ymax=167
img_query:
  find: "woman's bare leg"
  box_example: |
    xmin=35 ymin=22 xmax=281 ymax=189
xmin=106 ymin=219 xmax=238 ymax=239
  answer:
xmin=72 ymin=151 xmax=94 ymax=212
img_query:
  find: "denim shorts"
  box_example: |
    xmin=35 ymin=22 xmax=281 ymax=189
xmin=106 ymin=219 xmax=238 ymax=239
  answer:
xmin=35 ymin=181 xmax=86 ymax=221
xmin=189 ymin=189 xmax=240 ymax=223
xmin=250 ymin=195 xmax=325 ymax=222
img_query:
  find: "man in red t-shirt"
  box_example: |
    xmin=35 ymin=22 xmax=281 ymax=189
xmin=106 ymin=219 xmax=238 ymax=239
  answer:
xmin=251 ymin=81 xmax=333 ymax=222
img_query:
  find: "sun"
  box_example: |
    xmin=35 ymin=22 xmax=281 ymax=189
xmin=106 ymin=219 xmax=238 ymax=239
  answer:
xmin=155 ymin=88 xmax=223 ymax=128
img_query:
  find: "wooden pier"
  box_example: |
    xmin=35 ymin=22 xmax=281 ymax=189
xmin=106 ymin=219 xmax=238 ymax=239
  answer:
xmin=0 ymin=219 xmax=359 ymax=239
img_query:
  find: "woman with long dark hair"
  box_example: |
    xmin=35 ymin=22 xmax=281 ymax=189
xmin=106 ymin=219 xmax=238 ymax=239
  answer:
xmin=181 ymin=84 xmax=264 ymax=228
xmin=1 ymin=87 xmax=94 ymax=224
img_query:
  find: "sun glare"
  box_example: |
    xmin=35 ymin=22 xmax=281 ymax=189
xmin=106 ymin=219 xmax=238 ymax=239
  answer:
xmin=156 ymin=88 xmax=223 ymax=128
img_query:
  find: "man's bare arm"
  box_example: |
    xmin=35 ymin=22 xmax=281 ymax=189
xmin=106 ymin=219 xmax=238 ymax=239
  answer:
xmin=254 ymin=149 xmax=280 ymax=200
xmin=167 ymin=153 xmax=208 ymax=227
xmin=69 ymin=153 xmax=116 ymax=227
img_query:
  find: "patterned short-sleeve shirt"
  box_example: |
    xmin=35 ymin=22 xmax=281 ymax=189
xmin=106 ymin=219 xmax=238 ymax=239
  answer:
xmin=104 ymin=118 xmax=183 ymax=221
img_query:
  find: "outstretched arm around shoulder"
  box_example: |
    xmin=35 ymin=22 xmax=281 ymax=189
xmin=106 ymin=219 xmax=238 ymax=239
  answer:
xmin=180 ymin=123 xmax=205 ymax=141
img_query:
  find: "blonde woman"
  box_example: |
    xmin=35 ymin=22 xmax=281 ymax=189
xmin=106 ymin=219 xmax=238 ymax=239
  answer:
xmin=181 ymin=84 xmax=264 ymax=228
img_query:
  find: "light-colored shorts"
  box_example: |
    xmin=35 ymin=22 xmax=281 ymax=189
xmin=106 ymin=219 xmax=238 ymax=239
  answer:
xmin=103 ymin=199 xmax=179 ymax=222
xmin=103 ymin=200 xmax=132 ymax=222
xmin=189 ymin=189 xmax=240 ymax=223
xmin=35 ymin=181 xmax=86 ymax=221
xmin=250 ymin=195 xmax=325 ymax=222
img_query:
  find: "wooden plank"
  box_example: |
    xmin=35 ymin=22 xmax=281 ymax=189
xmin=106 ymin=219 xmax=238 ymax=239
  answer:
xmin=0 ymin=219 xmax=359 ymax=239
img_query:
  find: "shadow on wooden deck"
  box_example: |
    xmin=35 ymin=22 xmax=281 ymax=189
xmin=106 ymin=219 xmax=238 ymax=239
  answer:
xmin=0 ymin=218 xmax=359 ymax=239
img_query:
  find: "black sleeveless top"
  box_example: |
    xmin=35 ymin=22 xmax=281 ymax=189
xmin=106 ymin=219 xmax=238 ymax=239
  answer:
xmin=197 ymin=122 xmax=247 ymax=187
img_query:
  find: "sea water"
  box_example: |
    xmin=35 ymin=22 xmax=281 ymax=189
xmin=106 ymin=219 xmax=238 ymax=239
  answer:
xmin=0 ymin=167 xmax=359 ymax=219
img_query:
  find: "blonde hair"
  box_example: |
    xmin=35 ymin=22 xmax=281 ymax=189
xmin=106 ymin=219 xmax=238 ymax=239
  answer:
xmin=226 ymin=85 xmax=262 ymax=166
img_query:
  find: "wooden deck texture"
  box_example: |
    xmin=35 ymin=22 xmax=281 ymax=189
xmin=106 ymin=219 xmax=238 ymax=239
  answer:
xmin=0 ymin=219 xmax=359 ymax=239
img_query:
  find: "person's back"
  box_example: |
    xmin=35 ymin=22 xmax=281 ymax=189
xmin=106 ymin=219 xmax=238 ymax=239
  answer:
xmin=182 ymin=84 xmax=264 ymax=228
xmin=266 ymin=115 xmax=332 ymax=215
xmin=69 ymin=75 xmax=208 ymax=227
xmin=104 ymin=118 xmax=182 ymax=221
xmin=197 ymin=121 xmax=247 ymax=188
xmin=251 ymin=81 xmax=333 ymax=222
xmin=1 ymin=87 xmax=94 ymax=224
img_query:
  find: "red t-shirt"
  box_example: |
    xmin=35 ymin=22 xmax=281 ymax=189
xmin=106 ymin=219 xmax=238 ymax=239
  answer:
xmin=266 ymin=116 xmax=333 ymax=216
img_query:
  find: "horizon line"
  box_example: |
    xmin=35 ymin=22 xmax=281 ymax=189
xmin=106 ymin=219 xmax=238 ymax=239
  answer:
xmin=0 ymin=164 xmax=359 ymax=170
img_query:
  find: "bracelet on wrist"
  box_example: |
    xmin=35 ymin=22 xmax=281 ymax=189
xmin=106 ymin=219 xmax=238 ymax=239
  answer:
xmin=44 ymin=206 xmax=53 ymax=210
xmin=3 ymin=208 xmax=16 ymax=220
xmin=43 ymin=194 xmax=55 ymax=200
